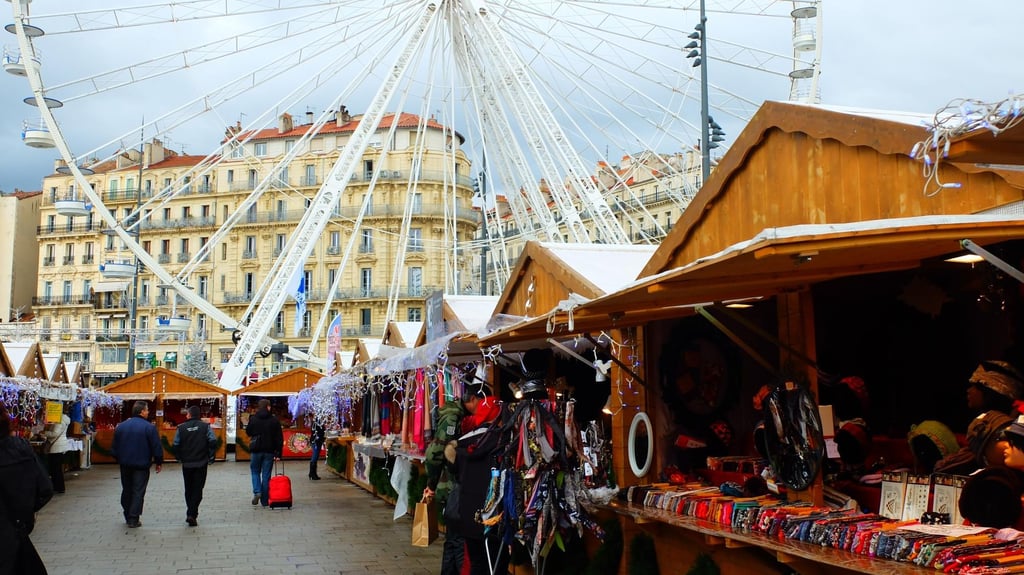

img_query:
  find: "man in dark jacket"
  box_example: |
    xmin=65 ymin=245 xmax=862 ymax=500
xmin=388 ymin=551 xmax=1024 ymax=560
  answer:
xmin=172 ymin=405 xmax=217 ymax=526
xmin=111 ymin=401 xmax=163 ymax=528
xmin=0 ymin=403 xmax=52 ymax=575
xmin=244 ymin=399 xmax=283 ymax=507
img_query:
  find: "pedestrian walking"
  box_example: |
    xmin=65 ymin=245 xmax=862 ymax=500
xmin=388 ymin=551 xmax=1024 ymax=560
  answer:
xmin=244 ymin=399 xmax=282 ymax=506
xmin=0 ymin=403 xmax=53 ymax=575
xmin=111 ymin=401 xmax=163 ymax=528
xmin=172 ymin=405 xmax=217 ymax=526
xmin=308 ymin=421 xmax=325 ymax=481
xmin=43 ymin=410 xmax=70 ymax=494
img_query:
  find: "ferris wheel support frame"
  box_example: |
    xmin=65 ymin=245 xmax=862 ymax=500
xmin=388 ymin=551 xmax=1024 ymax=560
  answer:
xmin=9 ymin=0 xmax=246 ymax=337
xmin=219 ymin=2 xmax=440 ymax=390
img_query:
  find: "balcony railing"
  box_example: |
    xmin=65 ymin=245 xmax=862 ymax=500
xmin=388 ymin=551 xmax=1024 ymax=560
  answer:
xmin=42 ymin=257 xmax=55 ymax=266
xmin=300 ymin=176 xmax=319 ymax=186
xmin=62 ymin=256 xmax=75 ymax=265
xmin=242 ymin=250 xmax=257 ymax=259
xmin=177 ymin=252 xmax=191 ymax=263
xmin=37 ymin=221 xmax=105 ymax=235
xmin=140 ymin=216 xmax=217 ymax=230
xmin=223 ymin=292 xmax=254 ymax=304
xmin=327 ymin=245 xmax=342 ymax=255
xmin=33 ymin=295 xmax=92 ymax=306
xmin=82 ymin=255 xmax=94 ymax=264
xmin=158 ymin=254 xmax=171 ymax=264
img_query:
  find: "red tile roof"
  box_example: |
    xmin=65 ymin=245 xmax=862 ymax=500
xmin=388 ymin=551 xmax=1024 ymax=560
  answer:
xmin=238 ymin=112 xmax=459 ymax=142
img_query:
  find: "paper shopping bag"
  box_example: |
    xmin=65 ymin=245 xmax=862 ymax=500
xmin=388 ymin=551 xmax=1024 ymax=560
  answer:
xmin=411 ymin=501 xmax=438 ymax=547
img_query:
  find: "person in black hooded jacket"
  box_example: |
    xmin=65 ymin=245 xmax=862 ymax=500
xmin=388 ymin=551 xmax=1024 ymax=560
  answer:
xmin=244 ymin=399 xmax=283 ymax=507
xmin=0 ymin=403 xmax=53 ymax=575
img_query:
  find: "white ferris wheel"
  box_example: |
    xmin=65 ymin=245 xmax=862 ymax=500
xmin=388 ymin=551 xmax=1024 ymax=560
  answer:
xmin=4 ymin=0 xmax=822 ymax=388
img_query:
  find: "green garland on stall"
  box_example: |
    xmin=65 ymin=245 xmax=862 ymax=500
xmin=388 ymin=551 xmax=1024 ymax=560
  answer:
xmin=685 ymin=554 xmax=719 ymax=575
xmin=583 ymin=519 xmax=623 ymax=575
xmin=326 ymin=443 xmax=347 ymax=474
xmin=407 ymin=464 xmax=429 ymax=510
xmin=628 ymin=533 xmax=660 ymax=575
xmin=369 ymin=457 xmax=398 ymax=499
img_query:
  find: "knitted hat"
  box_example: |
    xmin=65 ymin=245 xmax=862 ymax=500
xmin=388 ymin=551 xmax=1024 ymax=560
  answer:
xmin=969 ymin=360 xmax=1024 ymax=401
xmin=835 ymin=420 xmax=871 ymax=465
xmin=959 ymin=467 xmax=1024 ymax=528
xmin=967 ymin=410 xmax=1014 ymax=462
xmin=907 ymin=420 xmax=960 ymax=459
xmin=838 ymin=376 xmax=870 ymax=414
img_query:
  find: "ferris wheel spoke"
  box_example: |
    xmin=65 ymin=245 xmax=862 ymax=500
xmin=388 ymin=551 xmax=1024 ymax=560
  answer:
xmin=26 ymin=1 xmax=349 ymax=35
xmin=47 ymin=8 xmax=350 ymax=103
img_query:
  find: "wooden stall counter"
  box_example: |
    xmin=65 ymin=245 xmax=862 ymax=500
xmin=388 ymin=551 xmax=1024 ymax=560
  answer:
xmin=595 ymin=501 xmax=939 ymax=575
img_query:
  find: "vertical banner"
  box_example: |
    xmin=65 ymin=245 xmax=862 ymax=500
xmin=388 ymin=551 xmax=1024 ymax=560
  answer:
xmin=326 ymin=314 xmax=342 ymax=376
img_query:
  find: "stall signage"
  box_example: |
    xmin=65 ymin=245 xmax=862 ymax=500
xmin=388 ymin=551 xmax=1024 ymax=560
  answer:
xmin=45 ymin=400 xmax=63 ymax=424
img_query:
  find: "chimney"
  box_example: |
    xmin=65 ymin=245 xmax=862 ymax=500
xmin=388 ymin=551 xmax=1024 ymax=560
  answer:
xmin=279 ymin=112 xmax=293 ymax=134
xmin=54 ymin=158 xmax=67 ymax=172
xmin=306 ymin=110 xmax=314 ymax=125
xmin=144 ymin=139 xmax=165 ymax=166
xmin=336 ymin=105 xmax=351 ymax=127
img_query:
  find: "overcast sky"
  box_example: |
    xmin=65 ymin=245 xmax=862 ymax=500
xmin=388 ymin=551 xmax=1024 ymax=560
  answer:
xmin=0 ymin=0 xmax=1020 ymax=194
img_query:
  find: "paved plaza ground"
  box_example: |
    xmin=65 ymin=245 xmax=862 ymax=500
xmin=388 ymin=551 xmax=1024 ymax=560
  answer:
xmin=30 ymin=458 xmax=440 ymax=574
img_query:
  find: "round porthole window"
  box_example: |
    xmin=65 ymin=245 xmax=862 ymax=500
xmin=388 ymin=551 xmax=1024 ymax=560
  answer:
xmin=628 ymin=411 xmax=653 ymax=478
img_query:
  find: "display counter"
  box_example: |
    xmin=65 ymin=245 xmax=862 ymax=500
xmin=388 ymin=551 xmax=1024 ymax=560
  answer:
xmin=236 ymin=426 xmax=317 ymax=461
xmin=596 ymin=501 xmax=937 ymax=575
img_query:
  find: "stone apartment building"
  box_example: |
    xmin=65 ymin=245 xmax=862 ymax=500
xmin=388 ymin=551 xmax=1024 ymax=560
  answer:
xmin=33 ymin=109 xmax=478 ymax=384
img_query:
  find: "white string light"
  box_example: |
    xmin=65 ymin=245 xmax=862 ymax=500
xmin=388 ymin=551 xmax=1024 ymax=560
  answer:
xmin=911 ymin=93 xmax=1023 ymax=197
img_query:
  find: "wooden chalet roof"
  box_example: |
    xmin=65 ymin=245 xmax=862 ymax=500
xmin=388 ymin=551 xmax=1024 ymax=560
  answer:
xmin=946 ymin=121 xmax=1024 ymax=167
xmin=103 ymin=368 xmax=228 ymax=399
xmin=382 ymin=321 xmax=422 ymax=348
xmin=232 ymin=367 xmax=322 ymax=396
xmin=480 ymin=215 xmax=1024 ymax=343
xmin=0 ymin=342 xmax=17 ymax=377
xmin=2 ymin=342 xmax=47 ymax=378
xmin=642 ymin=101 xmax=1024 ymax=277
xmin=42 ymin=353 xmax=68 ymax=383
xmin=494 ymin=241 xmax=657 ymax=317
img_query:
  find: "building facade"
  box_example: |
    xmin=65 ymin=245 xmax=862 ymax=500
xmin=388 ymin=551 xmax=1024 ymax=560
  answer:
xmin=0 ymin=189 xmax=41 ymax=322
xmin=33 ymin=109 xmax=478 ymax=385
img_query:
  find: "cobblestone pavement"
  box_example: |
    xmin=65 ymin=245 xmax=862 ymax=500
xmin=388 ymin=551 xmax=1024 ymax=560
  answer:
xmin=31 ymin=458 xmax=440 ymax=575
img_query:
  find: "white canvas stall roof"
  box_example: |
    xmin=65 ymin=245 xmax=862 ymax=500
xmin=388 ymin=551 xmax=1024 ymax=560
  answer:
xmin=91 ymin=281 xmax=130 ymax=293
xmin=444 ymin=295 xmax=499 ymax=332
xmin=540 ymin=242 xmax=658 ymax=293
xmin=339 ymin=351 xmax=355 ymax=369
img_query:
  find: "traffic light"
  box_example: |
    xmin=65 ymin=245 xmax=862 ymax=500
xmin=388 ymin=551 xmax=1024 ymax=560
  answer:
xmin=708 ymin=116 xmax=725 ymax=149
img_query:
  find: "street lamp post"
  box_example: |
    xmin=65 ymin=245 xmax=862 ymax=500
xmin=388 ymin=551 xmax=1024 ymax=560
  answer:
xmin=684 ymin=0 xmax=724 ymax=185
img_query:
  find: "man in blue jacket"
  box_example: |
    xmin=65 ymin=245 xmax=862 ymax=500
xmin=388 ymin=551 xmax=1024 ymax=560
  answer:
xmin=111 ymin=401 xmax=163 ymax=528
xmin=173 ymin=405 xmax=217 ymax=526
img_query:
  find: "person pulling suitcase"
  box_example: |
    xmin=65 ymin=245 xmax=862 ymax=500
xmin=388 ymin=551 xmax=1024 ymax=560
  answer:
xmin=245 ymin=399 xmax=283 ymax=508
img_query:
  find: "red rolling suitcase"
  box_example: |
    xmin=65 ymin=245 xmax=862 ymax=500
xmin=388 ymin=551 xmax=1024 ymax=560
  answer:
xmin=268 ymin=460 xmax=293 ymax=509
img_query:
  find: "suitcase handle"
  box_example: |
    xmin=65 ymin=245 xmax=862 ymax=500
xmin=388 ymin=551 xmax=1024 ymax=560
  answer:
xmin=275 ymin=458 xmax=286 ymax=476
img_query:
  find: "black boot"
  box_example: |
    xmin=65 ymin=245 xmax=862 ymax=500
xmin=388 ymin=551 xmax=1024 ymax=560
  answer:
xmin=309 ymin=461 xmax=321 ymax=480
